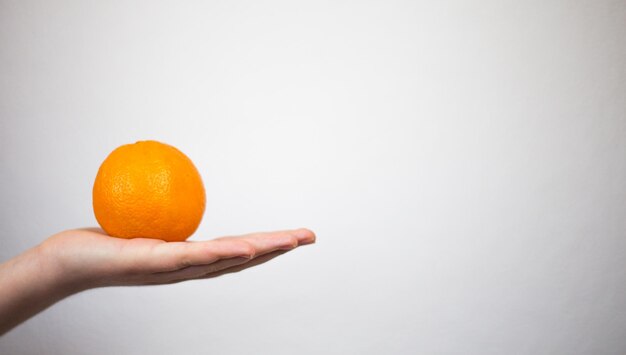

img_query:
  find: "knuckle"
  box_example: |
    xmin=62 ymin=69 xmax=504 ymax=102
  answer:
xmin=286 ymin=235 xmax=299 ymax=248
xmin=177 ymin=257 xmax=193 ymax=269
xmin=240 ymin=241 xmax=256 ymax=258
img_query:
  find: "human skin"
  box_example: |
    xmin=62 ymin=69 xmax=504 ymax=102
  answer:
xmin=0 ymin=228 xmax=315 ymax=336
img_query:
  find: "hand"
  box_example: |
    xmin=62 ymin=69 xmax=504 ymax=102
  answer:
xmin=40 ymin=228 xmax=316 ymax=290
xmin=0 ymin=228 xmax=315 ymax=335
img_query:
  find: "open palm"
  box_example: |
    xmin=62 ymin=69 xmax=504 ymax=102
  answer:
xmin=39 ymin=228 xmax=316 ymax=290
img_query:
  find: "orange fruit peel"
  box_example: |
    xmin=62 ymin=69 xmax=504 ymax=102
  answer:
xmin=93 ymin=140 xmax=206 ymax=242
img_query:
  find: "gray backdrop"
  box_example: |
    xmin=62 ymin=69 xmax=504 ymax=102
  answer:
xmin=1 ymin=0 xmax=625 ymax=354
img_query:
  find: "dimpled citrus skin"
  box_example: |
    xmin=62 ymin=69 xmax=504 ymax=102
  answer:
xmin=93 ymin=140 xmax=206 ymax=242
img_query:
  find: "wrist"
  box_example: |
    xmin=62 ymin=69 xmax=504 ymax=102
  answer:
xmin=33 ymin=241 xmax=89 ymax=296
xmin=0 ymin=244 xmax=81 ymax=335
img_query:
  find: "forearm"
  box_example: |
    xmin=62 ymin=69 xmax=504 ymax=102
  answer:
xmin=0 ymin=245 xmax=78 ymax=336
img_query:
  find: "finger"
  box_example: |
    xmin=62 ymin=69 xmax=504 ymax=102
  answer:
xmin=292 ymin=228 xmax=316 ymax=245
xmin=144 ymin=239 xmax=255 ymax=272
xmin=143 ymin=249 xmax=290 ymax=285
xmin=143 ymin=230 xmax=309 ymax=281
xmin=221 ymin=228 xmax=316 ymax=245
xmin=143 ymin=256 xmax=252 ymax=284
xmin=214 ymin=231 xmax=298 ymax=253
xmin=214 ymin=228 xmax=316 ymax=249
xmin=199 ymin=249 xmax=289 ymax=280
xmin=133 ymin=228 xmax=315 ymax=273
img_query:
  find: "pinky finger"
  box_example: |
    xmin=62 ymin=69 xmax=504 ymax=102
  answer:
xmin=144 ymin=256 xmax=252 ymax=285
xmin=198 ymin=249 xmax=289 ymax=280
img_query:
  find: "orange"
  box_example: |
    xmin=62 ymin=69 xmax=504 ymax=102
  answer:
xmin=93 ymin=140 xmax=205 ymax=242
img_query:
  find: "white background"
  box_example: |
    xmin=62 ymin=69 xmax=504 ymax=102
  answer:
xmin=1 ymin=0 xmax=625 ymax=354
